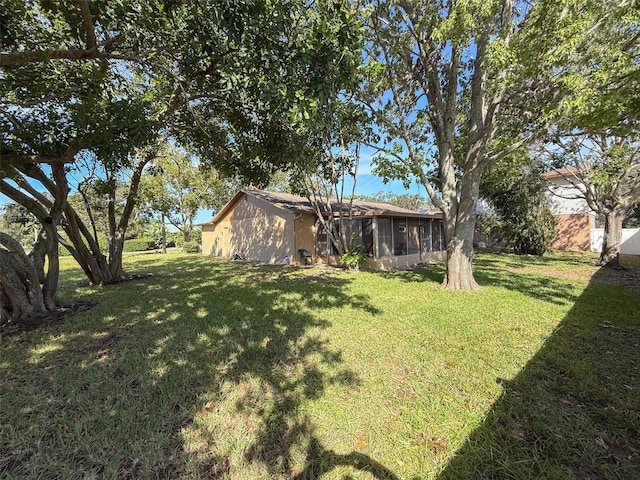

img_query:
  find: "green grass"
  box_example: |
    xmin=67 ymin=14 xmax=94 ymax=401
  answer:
xmin=1 ymin=251 xmax=639 ymax=479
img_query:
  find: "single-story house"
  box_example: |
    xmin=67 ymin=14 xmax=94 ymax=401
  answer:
xmin=200 ymin=188 xmax=446 ymax=269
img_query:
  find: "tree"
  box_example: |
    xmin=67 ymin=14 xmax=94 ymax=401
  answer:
xmin=2 ymin=0 xmax=363 ymax=297
xmin=0 ymin=162 xmax=69 ymax=325
xmin=291 ymin=98 xmax=371 ymax=256
xmin=139 ymin=146 xmax=236 ymax=246
xmin=479 ymin=151 xmax=555 ymax=256
xmin=543 ymin=134 xmax=640 ymax=267
xmin=360 ymin=0 xmax=622 ymax=290
xmin=540 ymin=1 xmax=640 ymax=268
xmin=356 ymin=192 xmax=430 ymax=211
xmin=0 ymin=202 xmax=40 ymax=249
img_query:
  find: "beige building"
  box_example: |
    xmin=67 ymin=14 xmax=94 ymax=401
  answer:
xmin=201 ymin=189 xmax=446 ymax=269
xmin=546 ymin=168 xmax=596 ymax=251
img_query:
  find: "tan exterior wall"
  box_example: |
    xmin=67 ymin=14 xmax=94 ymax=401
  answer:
xmin=552 ymin=214 xmax=595 ymax=251
xmin=201 ymin=223 xmax=218 ymax=256
xmin=293 ymin=213 xmax=317 ymax=265
xmin=202 ymin=194 xmax=294 ymax=264
xmin=364 ymin=251 xmax=446 ymax=270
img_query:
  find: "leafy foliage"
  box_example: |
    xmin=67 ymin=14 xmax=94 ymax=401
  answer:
xmin=182 ymin=241 xmax=200 ymax=254
xmin=359 ymin=0 xmax=631 ymax=289
xmin=123 ymin=238 xmax=156 ymax=252
xmin=138 ymin=145 xmax=236 ymax=243
xmin=339 ymin=243 xmax=367 ymax=270
xmin=356 ymin=192 xmax=430 ymax=211
xmin=1 ymin=0 xmax=363 ymax=300
xmin=0 ymin=202 xmax=39 ymax=249
xmin=480 ymin=152 xmax=555 ymax=256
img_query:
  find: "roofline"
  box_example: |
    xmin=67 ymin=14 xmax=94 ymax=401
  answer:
xmin=196 ymin=189 xmax=298 ymax=226
xmin=196 ymin=190 xmax=244 ymax=226
xmin=197 ymin=189 xmax=443 ymax=225
xmin=545 ymin=166 xmax=581 ymax=180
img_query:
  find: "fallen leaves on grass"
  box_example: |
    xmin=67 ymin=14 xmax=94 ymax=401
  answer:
xmin=427 ymin=437 xmax=448 ymax=454
xmin=355 ymin=432 xmax=368 ymax=452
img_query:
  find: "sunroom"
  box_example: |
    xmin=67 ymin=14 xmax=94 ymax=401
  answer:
xmin=315 ymin=213 xmax=447 ymax=270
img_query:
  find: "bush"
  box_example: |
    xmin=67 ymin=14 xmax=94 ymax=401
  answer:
xmin=58 ymin=236 xmax=109 ymax=257
xmin=182 ymin=241 xmax=200 ymax=253
xmin=340 ymin=244 xmax=367 ymax=271
xmin=124 ymin=238 xmax=156 ymax=252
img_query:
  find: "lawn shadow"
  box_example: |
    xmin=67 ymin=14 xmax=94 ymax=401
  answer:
xmin=0 ymin=256 xmax=396 ymax=479
xmin=371 ymin=255 xmax=580 ymax=306
xmin=435 ymin=267 xmax=640 ymax=479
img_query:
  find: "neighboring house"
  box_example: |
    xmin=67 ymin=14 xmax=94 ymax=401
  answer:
xmin=545 ymin=168 xmax=597 ymax=251
xmin=200 ymin=188 xmax=446 ymax=269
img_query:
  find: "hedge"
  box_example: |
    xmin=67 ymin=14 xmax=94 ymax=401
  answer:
xmin=182 ymin=241 xmax=200 ymax=253
xmin=123 ymin=238 xmax=157 ymax=252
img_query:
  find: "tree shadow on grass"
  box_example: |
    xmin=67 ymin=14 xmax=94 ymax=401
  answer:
xmin=374 ymin=257 xmax=579 ymax=306
xmin=436 ymin=267 xmax=640 ymax=479
xmin=0 ymin=256 xmax=397 ymax=479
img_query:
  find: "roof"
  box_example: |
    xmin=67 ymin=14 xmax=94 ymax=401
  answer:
xmin=201 ymin=189 xmax=442 ymax=225
xmin=545 ymin=166 xmax=581 ymax=180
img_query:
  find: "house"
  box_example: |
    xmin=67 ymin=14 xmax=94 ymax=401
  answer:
xmin=546 ymin=169 xmax=640 ymax=255
xmin=200 ymin=189 xmax=446 ymax=269
xmin=545 ymin=168 xmax=597 ymax=251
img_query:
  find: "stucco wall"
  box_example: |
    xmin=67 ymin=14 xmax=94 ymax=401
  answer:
xmin=293 ymin=213 xmax=317 ymax=265
xmin=547 ymin=179 xmax=594 ymax=215
xmin=202 ymin=194 xmax=294 ymax=263
xmin=552 ymin=214 xmax=594 ymax=251
xmin=201 ymin=223 xmax=217 ymax=256
xmin=363 ymin=251 xmax=446 ymax=270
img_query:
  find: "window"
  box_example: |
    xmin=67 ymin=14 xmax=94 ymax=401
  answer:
xmin=316 ymin=222 xmax=329 ymax=257
xmin=347 ymin=218 xmax=362 ymax=247
xmin=361 ymin=218 xmax=374 ymax=256
xmin=432 ymin=220 xmax=444 ymax=251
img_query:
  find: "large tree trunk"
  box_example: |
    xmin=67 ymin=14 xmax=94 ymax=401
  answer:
xmin=597 ymin=207 xmax=625 ymax=268
xmin=444 ymin=229 xmax=479 ymax=291
xmin=0 ymin=233 xmax=46 ymax=324
xmin=108 ymin=231 xmax=125 ymax=280
xmin=442 ymin=171 xmax=481 ymax=291
xmin=0 ymin=162 xmax=68 ymax=324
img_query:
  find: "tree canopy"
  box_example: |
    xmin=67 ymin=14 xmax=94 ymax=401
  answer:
xmin=359 ymin=0 xmax=632 ymax=289
xmin=1 ymin=0 xmax=363 ymax=324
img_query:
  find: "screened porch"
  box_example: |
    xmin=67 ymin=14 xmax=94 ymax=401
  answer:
xmin=315 ymin=215 xmax=446 ymax=269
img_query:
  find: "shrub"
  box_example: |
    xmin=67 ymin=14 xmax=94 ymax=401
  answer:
xmin=58 ymin=236 xmax=109 ymax=257
xmin=182 ymin=241 xmax=200 ymax=253
xmin=124 ymin=238 xmax=156 ymax=252
xmin=340 ymin=244 xmax=367 ymax=271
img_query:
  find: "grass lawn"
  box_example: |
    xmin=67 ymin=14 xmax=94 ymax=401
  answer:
xmin=1 ymin=250 xmax=639 ymax=479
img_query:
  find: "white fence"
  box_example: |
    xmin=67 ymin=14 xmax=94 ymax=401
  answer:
xmin=591 ymin=228 xmax=640 ymax=255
